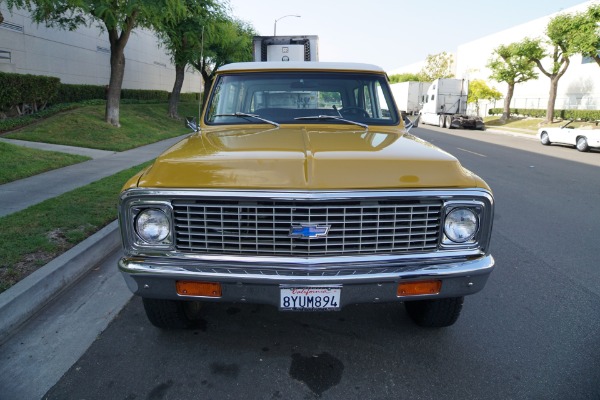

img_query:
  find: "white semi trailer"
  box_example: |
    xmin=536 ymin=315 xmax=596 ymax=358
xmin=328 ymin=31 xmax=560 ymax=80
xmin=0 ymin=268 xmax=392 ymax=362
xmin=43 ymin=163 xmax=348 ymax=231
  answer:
xmin=390 ymin=81 xmax=431 ymax=115
xmin=419 ymin=78 xmax=484 ymax=130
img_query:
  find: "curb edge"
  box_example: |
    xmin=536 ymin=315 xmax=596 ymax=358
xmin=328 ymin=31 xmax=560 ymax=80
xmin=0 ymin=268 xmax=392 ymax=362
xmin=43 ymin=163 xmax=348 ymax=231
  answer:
xmin=0 ymin=220 xmax=121 ymax=344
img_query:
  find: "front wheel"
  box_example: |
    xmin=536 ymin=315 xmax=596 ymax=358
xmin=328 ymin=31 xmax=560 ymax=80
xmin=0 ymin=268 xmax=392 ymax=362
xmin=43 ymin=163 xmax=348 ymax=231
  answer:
xmin=576 ymin=136 xmax=590 ymax=152
xmin=404 ymin=297 xmax=464 ymax=328
xmin=540 ymin=131 xmax=551 ymax=145
xmin=142 ymin=298 xmax=204 ymax=329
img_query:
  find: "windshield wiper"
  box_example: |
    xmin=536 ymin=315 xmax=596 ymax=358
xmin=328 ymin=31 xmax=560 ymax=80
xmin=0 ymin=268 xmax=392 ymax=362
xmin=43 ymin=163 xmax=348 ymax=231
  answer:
xmin=294 ymin=115 xmax=368 ymax=131
xmin=214 ymin=112 xmax=280 ymax=128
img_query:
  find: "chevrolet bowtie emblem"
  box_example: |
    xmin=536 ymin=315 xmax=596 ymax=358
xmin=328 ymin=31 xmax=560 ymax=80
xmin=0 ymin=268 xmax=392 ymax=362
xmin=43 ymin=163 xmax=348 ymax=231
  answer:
xmin=289 ymin=224 xmax=331 ymax=239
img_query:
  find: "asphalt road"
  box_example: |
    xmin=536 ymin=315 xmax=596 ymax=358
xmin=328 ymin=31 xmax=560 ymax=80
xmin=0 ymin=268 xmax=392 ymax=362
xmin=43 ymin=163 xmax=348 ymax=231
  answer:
xmin=44 ymin=126 xmax=600 ymax=400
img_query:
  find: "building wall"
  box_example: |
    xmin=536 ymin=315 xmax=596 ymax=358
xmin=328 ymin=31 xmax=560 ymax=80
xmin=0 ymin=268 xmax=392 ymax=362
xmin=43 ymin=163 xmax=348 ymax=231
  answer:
xmin=0 ymin=5 xmax=202 ymax=93
xmin=388 ymin=1 xmax=599 ymax=116
xmin=455 ymin=1 xmax=599 ymax=115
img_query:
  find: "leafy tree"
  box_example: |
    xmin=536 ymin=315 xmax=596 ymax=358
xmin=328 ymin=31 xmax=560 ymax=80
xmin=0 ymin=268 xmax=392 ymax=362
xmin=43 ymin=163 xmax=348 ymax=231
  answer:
xmin=487 ymin=43 xmax=538 ymax=121
xmin=515 ymin=11 xmax=585 ymax=123
xmin=155 ymin=0 xmax=224 ymax=119
xmin=7 ymin=0 xmax=186 ymax=127
xmin=389 ymin=73 xmax=421 ymax=83
xmin=571 ymin=4 xmax=600 ymax=67
xmin=192 ymin=17 xmax=256 ymax=106
xmin=418 ymin=52 xmax=454 ymax=82
xmin=467 ymin=79 xmax=502 ymax=116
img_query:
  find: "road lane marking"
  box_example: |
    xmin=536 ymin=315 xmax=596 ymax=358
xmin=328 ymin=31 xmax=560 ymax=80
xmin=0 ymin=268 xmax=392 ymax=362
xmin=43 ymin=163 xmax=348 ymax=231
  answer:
xmin=456 ymin=148 xmax=487 ymax=157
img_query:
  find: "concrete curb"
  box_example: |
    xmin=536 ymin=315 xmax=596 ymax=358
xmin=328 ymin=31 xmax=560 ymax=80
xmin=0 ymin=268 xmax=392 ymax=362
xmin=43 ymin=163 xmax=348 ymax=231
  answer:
xmin=0 ymin=220 xmax=121 ymax=344
xmin=486 ymin=128 xmax=537 ymax=140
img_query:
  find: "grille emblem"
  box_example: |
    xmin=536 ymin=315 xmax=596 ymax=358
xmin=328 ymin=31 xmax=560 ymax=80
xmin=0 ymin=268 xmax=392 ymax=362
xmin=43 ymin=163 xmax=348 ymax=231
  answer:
xmin=289 ymin=224 xmax=330 ymax=239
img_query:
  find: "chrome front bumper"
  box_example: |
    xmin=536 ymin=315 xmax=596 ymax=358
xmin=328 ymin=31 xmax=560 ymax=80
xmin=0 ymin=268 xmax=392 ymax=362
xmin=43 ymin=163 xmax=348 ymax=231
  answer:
xmin=119 ymin=254 xmax=495 ymax=307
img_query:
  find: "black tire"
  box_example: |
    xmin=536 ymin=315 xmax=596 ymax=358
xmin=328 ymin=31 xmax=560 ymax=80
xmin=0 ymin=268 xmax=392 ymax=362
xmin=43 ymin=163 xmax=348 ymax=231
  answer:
xmin=404 ymin=296 xmax=464 ymax=328
xmin=142 ymin=298 xmax=203 ymax=329
xmin=576 ymin=136 xmax=590 ymax=152
xmin=439 ymin=116 xmax=446 ymax=128
xmin=540 ymin=131 xmax=551 ymax=146
xmin=446 ymin=115 xmax=453 ymax=129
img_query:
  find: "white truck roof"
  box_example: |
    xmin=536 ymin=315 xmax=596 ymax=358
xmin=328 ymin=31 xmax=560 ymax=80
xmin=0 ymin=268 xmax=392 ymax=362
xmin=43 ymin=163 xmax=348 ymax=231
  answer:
xmin=217 ymin=62 xmax=386 ymax=74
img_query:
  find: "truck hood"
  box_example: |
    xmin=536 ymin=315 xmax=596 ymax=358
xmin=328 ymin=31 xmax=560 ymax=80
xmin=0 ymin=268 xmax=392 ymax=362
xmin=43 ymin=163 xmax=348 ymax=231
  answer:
xmin=136 ymin=126 xmax=481 ymax=189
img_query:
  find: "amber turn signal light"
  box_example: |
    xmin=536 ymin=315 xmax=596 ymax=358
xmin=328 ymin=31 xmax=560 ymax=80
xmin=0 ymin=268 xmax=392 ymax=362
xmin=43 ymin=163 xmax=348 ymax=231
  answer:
xmin=397 ymin=280 xmax=442 ymax=297
xmin=176 ymin=281 xmax=222 ymax=297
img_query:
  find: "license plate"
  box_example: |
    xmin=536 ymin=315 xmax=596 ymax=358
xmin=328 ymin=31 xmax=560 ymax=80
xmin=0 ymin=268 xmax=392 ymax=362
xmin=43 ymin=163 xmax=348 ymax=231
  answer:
xmin=280 ymin=286 xmax=341 ymax=311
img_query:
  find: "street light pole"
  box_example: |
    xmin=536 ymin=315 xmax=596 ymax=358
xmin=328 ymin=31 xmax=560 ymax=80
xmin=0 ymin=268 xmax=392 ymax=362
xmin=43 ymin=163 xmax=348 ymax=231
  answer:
xmin=274 ymin=14 xmax=301 ymax=36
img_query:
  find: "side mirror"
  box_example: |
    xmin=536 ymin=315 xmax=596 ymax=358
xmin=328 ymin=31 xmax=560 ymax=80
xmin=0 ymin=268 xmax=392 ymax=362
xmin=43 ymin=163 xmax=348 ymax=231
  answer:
xmin=404 ymin=115 xmax=419 ymax=132
xmin=185 ymin=116 xmax=198 ymax=132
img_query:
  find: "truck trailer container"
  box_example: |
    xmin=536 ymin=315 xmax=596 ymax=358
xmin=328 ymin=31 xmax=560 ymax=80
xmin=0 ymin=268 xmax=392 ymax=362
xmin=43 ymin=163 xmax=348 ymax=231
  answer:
xmin=390 ymin=81 xmax=431 ymax=115
xmin=252 ymin=36 xmax=319 ymax=62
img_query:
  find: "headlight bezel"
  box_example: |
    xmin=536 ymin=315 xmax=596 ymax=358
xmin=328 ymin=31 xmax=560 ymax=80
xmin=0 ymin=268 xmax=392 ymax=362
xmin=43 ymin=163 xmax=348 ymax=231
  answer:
xmin=440 ymin=201 xmax=484 ymax=249
xmin=123 ymin=200 xmax=174 ymax=250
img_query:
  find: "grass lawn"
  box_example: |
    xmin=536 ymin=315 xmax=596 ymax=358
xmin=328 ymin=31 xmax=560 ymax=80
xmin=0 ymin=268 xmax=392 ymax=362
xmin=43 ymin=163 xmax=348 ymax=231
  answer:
xmin=484 ymin=116 xmax=597 ymax=134
xmin=0 ymin=161 xmax=152 ymax=293
xmin=4 ymin=102 xmax=201 ymax=151
xmin=0 ymin=142 xmax=91 ymax=184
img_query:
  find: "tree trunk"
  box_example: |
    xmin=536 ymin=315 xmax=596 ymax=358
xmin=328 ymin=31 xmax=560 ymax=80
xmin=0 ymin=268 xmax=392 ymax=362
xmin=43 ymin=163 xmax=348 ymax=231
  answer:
xmin=532 ymin=47 xmax=569 ymax=125
xmin=501 ymin=83 xmax=515 ymax=122
xmin=168 ymin=63 xmax=186 ymax=119
xmin=201 ymin=70 xmax=213 ymax=109
xmin=545 ymin=76 xmax=559 ymax=123
xmin=594 ymin=55 xmax=600 ymax=68
xmin=104 ymin=14 xmax=137 ymax=127
xmin=106 ymin=48 xmax=126 ymax=127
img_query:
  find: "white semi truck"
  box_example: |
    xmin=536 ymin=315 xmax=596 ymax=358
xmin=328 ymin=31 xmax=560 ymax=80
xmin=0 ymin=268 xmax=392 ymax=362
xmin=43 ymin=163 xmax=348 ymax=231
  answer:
xmin=253 ymin=36 xmax=319 ymax=62
xmin=419 ymin=78 xmax=484 ymax=130
xmin=390 ymin=81 xmax=431 ymax=115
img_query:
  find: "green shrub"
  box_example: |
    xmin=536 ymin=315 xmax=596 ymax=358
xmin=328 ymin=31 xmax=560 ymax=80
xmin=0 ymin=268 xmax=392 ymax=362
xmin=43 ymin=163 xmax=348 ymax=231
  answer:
xmin=121 ymin=88 xmax=169 ymax=101
xmin=0 ymin=72 xmax=60 ymax=113
xmin=56 ymin=84 xmax=192 ymax=103
xmin=180 ymin=92 xmax=200 ymax=102
xmin=488 ymin=108 xmax=600 ymax=121
xmin=55 ymin=84 xmax=106 ymax=103
xmin=0 ymin=73 xmax=20 ymax=111
xmin=2 ymin=72 xmax=200 ymax=107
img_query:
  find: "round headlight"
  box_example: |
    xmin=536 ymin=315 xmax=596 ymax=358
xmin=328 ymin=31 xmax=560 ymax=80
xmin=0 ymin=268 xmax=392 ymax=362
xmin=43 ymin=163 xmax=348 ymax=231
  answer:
xmin=444 ymin=208 xmax=478 ymax=243
xmin=135 ymin=209 xmax=170 ymax=244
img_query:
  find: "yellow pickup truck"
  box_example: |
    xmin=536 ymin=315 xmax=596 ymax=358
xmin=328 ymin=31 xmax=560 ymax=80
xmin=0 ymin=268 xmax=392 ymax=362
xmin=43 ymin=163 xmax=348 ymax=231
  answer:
xmin=118 ymin=62 xmax=495 ymax=329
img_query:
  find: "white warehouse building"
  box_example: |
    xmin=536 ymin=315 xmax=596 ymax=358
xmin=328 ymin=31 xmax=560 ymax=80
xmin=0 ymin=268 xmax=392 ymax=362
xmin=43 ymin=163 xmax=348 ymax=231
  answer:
xmin=391 ymin=1 xmax=599 ymax=116
xmin=0 ymin=4 xmax=202 ymax=93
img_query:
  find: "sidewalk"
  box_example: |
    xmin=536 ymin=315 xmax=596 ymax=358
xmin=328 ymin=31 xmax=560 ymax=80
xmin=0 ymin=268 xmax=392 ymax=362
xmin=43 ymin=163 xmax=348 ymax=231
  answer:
xmin=0 ymin=134 xmax=189 ymax=217
xmin=0 ymin=133 xmax=190 ymax=344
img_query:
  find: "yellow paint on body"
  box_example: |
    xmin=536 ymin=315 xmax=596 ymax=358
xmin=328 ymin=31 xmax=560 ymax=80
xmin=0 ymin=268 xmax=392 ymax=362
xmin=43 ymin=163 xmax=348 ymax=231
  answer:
xmin=133 ymin=125 xmax=487 ymax=190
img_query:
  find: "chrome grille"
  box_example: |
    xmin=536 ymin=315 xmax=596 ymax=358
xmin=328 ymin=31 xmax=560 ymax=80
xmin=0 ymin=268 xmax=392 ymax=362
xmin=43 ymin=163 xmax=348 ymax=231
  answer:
xmin=172 ymin=199 xmax=442 ymax=256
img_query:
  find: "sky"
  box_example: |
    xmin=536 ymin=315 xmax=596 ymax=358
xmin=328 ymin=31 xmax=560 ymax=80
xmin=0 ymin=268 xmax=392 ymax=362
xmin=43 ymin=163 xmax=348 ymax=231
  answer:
xmin=228 ymin=0 xmax=592 ymax=72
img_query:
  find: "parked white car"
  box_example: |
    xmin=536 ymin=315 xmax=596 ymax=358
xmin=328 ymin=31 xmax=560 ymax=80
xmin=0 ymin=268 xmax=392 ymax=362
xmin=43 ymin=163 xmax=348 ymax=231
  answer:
xmin=538 ymin=121 xmax=600 ymax=152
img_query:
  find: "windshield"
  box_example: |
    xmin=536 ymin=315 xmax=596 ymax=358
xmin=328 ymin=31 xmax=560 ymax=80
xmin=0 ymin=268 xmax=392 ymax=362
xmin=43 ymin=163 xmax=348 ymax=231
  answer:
xmin=205 ymin=71 xmax=399 ymax=126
